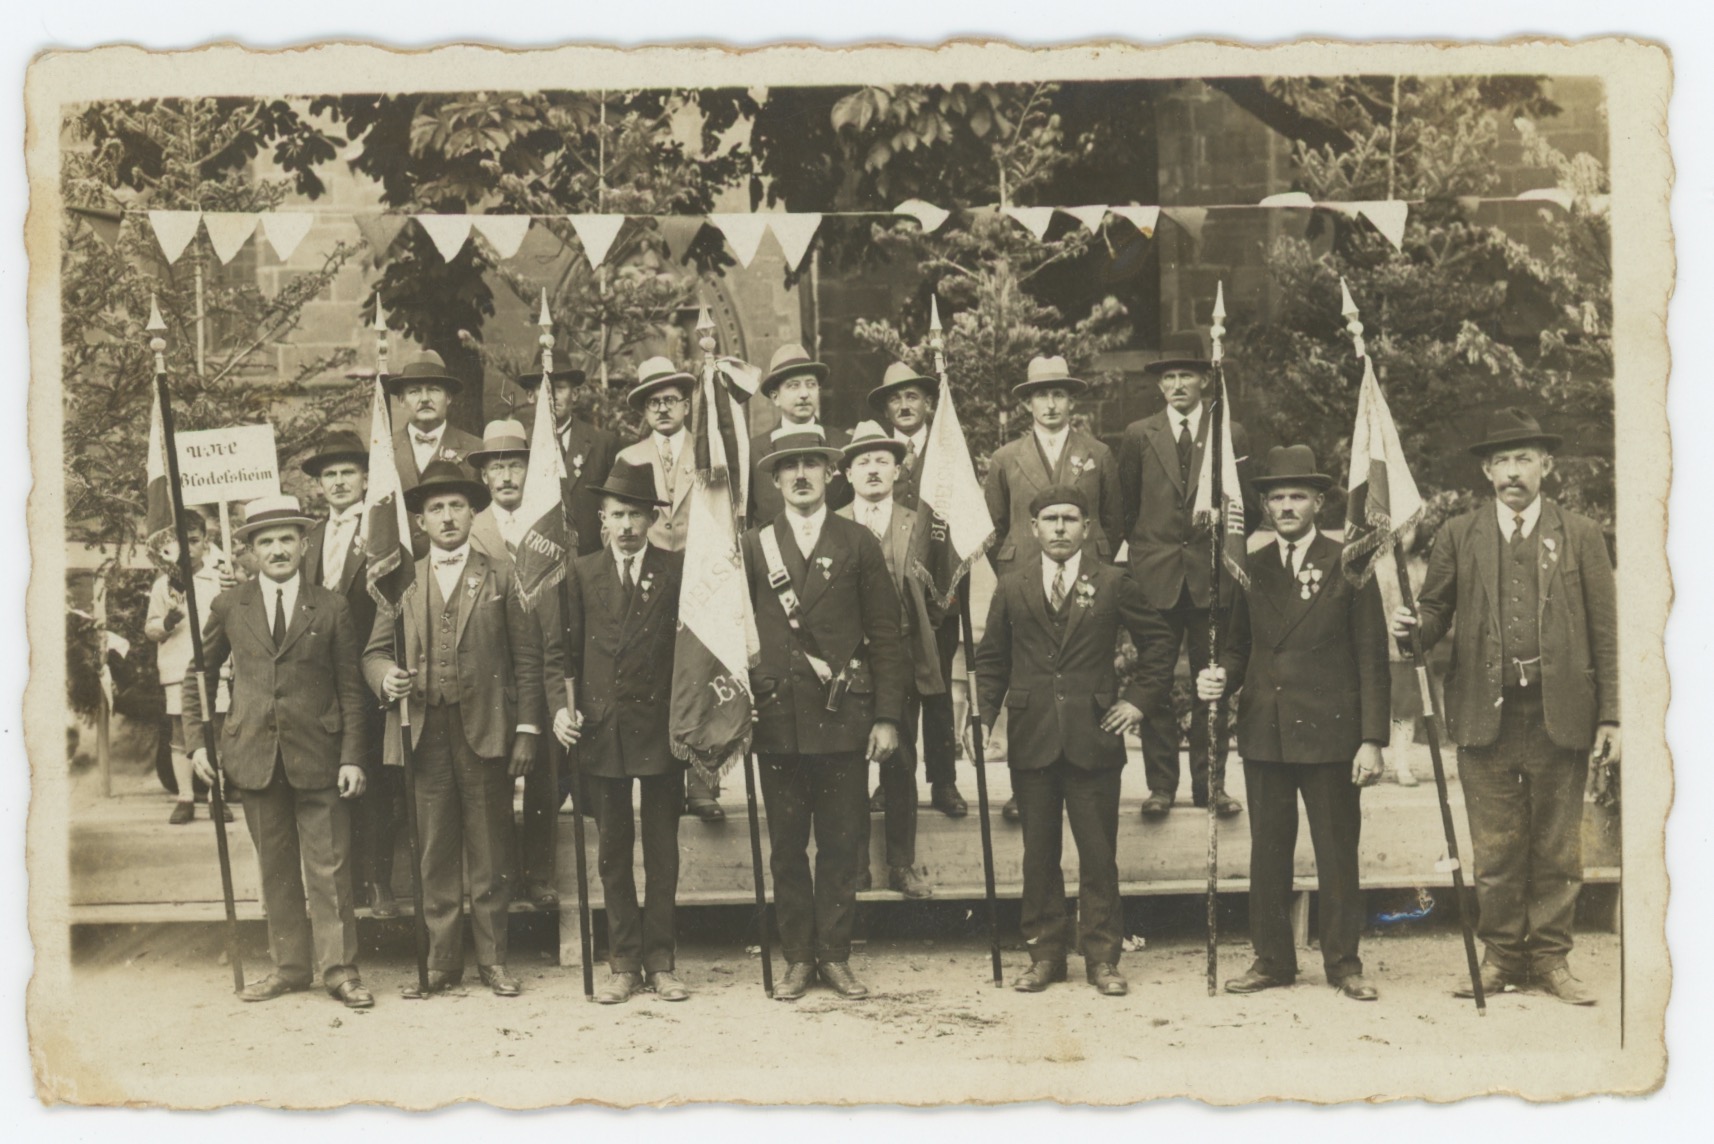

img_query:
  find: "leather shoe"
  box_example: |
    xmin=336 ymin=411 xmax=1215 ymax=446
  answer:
xmin=1012 ymin=961 xmax=1067 ymax=992
xmin=1453 ymin=962 xmax=1514 ymax=998
xmin=686 ymin=798 xmax=725 ymax=823
xmin=930 ymin=782 xmax=968 ymax=818
xmin=596 ymin=971 xmax=643 ymax=1004
xmin=870 ymin=785 xmax=887 ymax=812
xmin=1086 ymin=962 xmax=1128 ymax=996
xmin=1001 ymin=796 xmax=1021 ymax=823
xmin=168 ymin=801 xmax=194 ymax=825
xmin=774 ymin=961 xmax=816 ymax=1001
xmin=523 ymin=880 xmax=560 ymax=909
xmin=332 ymin=979 xmax=375 ymax=1009
xmin=1224 ymin=966 xmax=1295 ymax=993
xmin=1538 ymin=966 xmax=1597 ymax=1006
xmin=1139 ymin=791 xmax=1174 ymax=818
xmin=422 ymin=969 xmax=463 ymax=994
xmin=1211 ymin=790 xmax=1243 ymax=817
xmin=819 ymin=961 xmax=870 ymax=1000
xmin=368 ymin=881 xmax=399 ymax=918
xmin=1333 ymin=973 xmax=1378 ymax=1001
xmin=888 ymin=865 xmax=933 ymax=899
xmin=478 ymin=964 xmax=522 ymax=996
xmin=238 ymin=973 xmax=311 ymax=1002
xmin=648 ymin=970 xmax=689 ymax=1001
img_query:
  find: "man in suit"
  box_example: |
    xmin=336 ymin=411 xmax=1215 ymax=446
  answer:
xmin=1117 ymin=332 xmax=1255 ymax=819
xmin=743 ymin=424 xmax=908 ymax=1001
xmin=867 ymin=361 xmax=967 ymax=819
xmin=748 ymin=344 xmax=852 ymax=522
xmin=363 ymin=461 xmax=547 ymax=997
xmin=974 ymin=485 xmax=1175 ymax=996
xmin=1394 ymin=408 xmax=1620 ymax=1005
xmin=837 ymin=421 xmax=946 ymax=899
xmin=184 ymin=495 xmax=374 ymax=1009
xmin=550 ymin=460 xmax=689 ymax=1004
xmin=983 ymin=355 xmax=1123 ymax=823
xmin=517 ymin=366 xmax=619 ymax=558
xmin=387 ymin=352 xmax=484 ymax=559
xmin=298 ymin=427 xmax=400 ymax=918
xmin=613 ymin=356 xmax=724 ymax=824
xmin=1196 ymin=446 xmax=1389 ymax=1002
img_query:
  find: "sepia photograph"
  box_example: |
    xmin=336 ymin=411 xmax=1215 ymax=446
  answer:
xmin=21 ymin=33 xmax=1674 ymax=1109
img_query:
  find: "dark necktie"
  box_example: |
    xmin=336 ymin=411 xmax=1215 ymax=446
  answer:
xmin=621 ymin=555 xmax=636 ymax=599
xmin=1050 ymin=563 xmax=1067 ymax=613
xmin=271 ymin=588 xmax=287 ymax=647
xmin=1511 ymin=514 xmax=1527 ymax=550
xmin=1176 ymin=419 xmax=1193 ymax=484
xmin=1283 ymin=541 xmax=1297 ymax=577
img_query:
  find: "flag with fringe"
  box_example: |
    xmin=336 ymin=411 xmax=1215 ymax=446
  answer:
xmin=908 ymin=371 xmax=994 ymax=609
xmin=362 ymin=376 xmax=416 ymax=615
xmin=512 ymin=377 xmax=574 ymax=610
xmin=1191 ymin=365 xmax=1249 ymax=590
xmin=1342 ymin=354 xmax=1424 ymax=585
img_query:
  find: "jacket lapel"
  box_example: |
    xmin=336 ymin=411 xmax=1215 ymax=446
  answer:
xmin=620 ymin=546 xmax=664 ymax=641
xmin=1536 ymin=500 xmax=1565 ymax=613
xmin=1146 ymin=415 xmax=1186 ymax=500
xmin=1272 ymin=533 xmax=1336 ymax=645
xmin=560 ymin=421 xmax=593 ymax=491
xmin=797 ymin=517 xmax=843 ymax=616
xmin=276 ymin=586 xmax=317 ymax=658
xmin=1471 ymin=506 xmax=1503 ymax=637
xmin=338 ymin=529 xmax=367 ymax=596
xmin=1186 ymin=408 xmax=1213 ymax=505
xmin=671 ymin=437 xmax=696 ymax=512
xmin=889 ymin=508 xmax=915 ymax=598
xmin=236 ymin=580 xmax=273 ymax=655
xmin=393 ymin=425 xmax=423 ymax=487
xmin=1018 ymin=433 xmax=1053 ymax=492
xmin=770 ymin=512 xmax=811 ymax=596
xmin=1250 ymin=541 xmax=1292 ymax=622
xmin=453 ymin=550 xmax=487 ymax=649
xmin=1058 ymin=563 xmax=1091 ymax=651
xmin=1022 ymin=555 xmax=1053 ymax=639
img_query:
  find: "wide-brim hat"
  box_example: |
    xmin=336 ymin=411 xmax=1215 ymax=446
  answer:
xmin=1251 ymin=444 xmax=1334 ymax=492
xmin=300 ymin=427 xmax=369 ymax=476
xmin=761 ymin=343 xmax=829 ymax=398
xmin=1012 ymin=354 xmax=1088 ymax=400
xmin=588 ymin=458 xmax=669 ymax=507
xmin=1467 ymin=407 xmax=1562 ymax=457
xmin=841 ymin=419 xmax=909 ymax=468
xmin=757 ymin=424 xmax=844 ymax=471
xmin=866 ymin=360 xmax=937 ymax=415
xmin=234 ymin=494 xmax=316 ymax=540
xmin=465 ymin=419 xmax=531 ymax=470
xmin=383 ymin=351 xmax=464 ymax=397
xmin=1142 ymin=330 xmax=1213 ymax=377
xmin=516 ymin=367 xmax=587 ymax=391
xmin=404 ymin=459 xmax=492 ymax=514
xmin=627 ymin=356 xmax=696 ymax=410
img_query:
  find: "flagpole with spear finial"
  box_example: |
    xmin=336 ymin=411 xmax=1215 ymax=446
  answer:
xmin=931 ymin=296 xmax=1004 ymax=988
xmin=1203 ymin=282 xmax=1230 ymax=998
xmin=545 ymin=287 xmax=598 ymax=1001
xmin=150 ymin=294 xmax=246 ymax=994
xmin=1341 ymin=279 xmax=1486 ymax=1014
xmin=701 ymin=303 xmax=776 ymax=999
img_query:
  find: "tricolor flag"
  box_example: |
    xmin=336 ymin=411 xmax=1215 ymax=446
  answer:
xmin=512 ymin=375 xmax=574 ymax=611
xmin=1341 ymin=353 xmax=1424 ymax=585
xmin=144 ymin=384 xmax=175 ymax=549
xmin=670 ymin=360 xmax=760 ymax=785
xmin=1191 ymin=366 xmax=1249 ymax=590
xmin=908 ymin=370 xmax=995 ymax=609
xmin=710 ymin=355 xmax=761 ymax=519
xmin=362 ymin=376 xmax=416 ymax=615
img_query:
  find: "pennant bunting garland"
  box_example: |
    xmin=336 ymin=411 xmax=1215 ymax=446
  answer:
xmin=768 ymin=213 xmax=823 ymax=271
xmin=656 ymin=217 xmax=704 ymax=263
xmin=148 ymin=210 xmax=202 ymax=265
xmin=415 ymin=214 xmax=475 ymax=262
xmin=352 ymin=214 xmax=408 ymax=266
xmin=260 ymin=212 xmax=315 ymax=262
xmin=1357 ymin=201 xmax=1409 ymax=250
xmin=1108 ymin=205 xmax=1160 ymax=237
xmin=708 ymin=214 xmax=771 ymax=269
xmin=1259 ymin=191 xmax=1317 ymax=209
xmin=69 ymin=205 xmax=124 ymax=249
xmin=1162 ymin=206 xmax=1208 ymax=245
xmin=908 ymin=370 xmax=996 ymax=610
xmin=511 ymin=376 xmax=574 ymax=611
xmin=202 ymin=212 xmax=259 ymax=264
xmin=360 ymin=376 xmax=416 ymax=616
xmin=1341 ymin=353 xmax=1425 ymax=586
xmin=569 ymin=214 xmax=627 ymax=270
xmin=893 ymin=199 xmax=950 ymax=233
xmin=1003 ymin=206 xmax=1057 ymax=241
xmin=471 ymin=215 xmax=532 ymax=260
xmin=1061 ymin=205 xmax=1111 ymax=233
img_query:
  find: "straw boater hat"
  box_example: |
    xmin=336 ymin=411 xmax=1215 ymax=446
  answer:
xmin=1466 ymin=407 xmax=1562 ymax=457
xmin=404 ymin=459 xmax=492 ymax=514
xmin=1011 ymin=355 xmax=1089 ymax=401
xmin=760 ymin=343 xmax=829 ymax=398
xmin=234 ymin=494 xmax=316 ymax=540
xmin=1250 ymin=445 xmax=1334 ymax=492
xmin=515 ymin=366 xmax=587 ymax=392
xmin=841 ymin=420 xmax=909 ymax=469
xmin=588 ymin=458 xmax=669 ymax=508
xmin=1141 ymin=330 xmax=1212 ymax=377
xmin=299 ymin=426 xmax=369 ymax=476
xmin=757 ymin=423 xmax=844 ymax=471
xmin=626 ymin=356 xmax=696 ymax=410
xmin=866 ymin=360 xmax=937 ymax=416
xmin=383 ymin=350 xmax=463 ymax=397
xmin=465 ymin=420 xmax=531 ymax=470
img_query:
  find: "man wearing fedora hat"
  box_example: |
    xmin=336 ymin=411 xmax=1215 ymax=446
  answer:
xmin=548 ymin=459 xmax=690 ymax=1004
xmin=515 ymin=364 xmax=619 ymax=559
xmin=363 ymin=460 xmax=547 ymax=997
xmin=1196 ymin=446 xmax=1389 ymax=1002
xmin=299 ymin=426 xmax=403 ymax=919
xmin=184 ymin=494 xmax=375 ymax=1008
xmin=973 ymin=485 xmax=1175 ymax=996
xmin=1118 ymin=331 xmax=1256 ymax=819
xmin=867 ymin=362 xmax=968 ymax=820
xmin=614 ymin=357 xmax=725 ymax=823
xmin=743 ymin=422 xmax=908 ymax=1001
xmin=837 ymin=420 xmax=946 ymax=899
xmin=1393 ymin=408 xmax=1619 ymax=1006
xmin=748 ymin=343 xmax=852 ymax=523
xmin=388 ymin=351 xmax=485 ymax=559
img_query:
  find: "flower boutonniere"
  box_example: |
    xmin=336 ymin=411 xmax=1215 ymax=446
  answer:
xmin=1296 ymin=563 xmax=1324 ymax=601
xmin=464 ymin=573 xmax=483 ymax=599
xmin=1542 ymin=535 xmax=1559 ymax=564
xmin=814 ymin=555 xmax=834 ymax=578
xmin=1066 ymin=454 xmax=1091 ymax=478
xmin=571 ymin=453 xmax=585 ymax=479
xmin=1074 ymin=576 xmax=1097 ymax=609
xmin=441 ymin=447 xmax=463 ymax=463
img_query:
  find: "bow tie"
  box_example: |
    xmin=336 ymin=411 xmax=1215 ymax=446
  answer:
xmin=433 ymin=553 xmax=464 ymax=568
xmin=413 ymin=432 xmax=439 ymax=446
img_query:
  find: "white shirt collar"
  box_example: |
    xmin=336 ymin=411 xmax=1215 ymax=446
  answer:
xmin=259 ymin=571 xmax=301 ymax=614
xmin=653 ymin=427 xmax=685 ymax=452
xmin=857 ymin=494 xmax=894 ymax=531
xmin=327 ymin=503 xmax=365 ymax=527
xmin=612 ymin=543 xmax=646 ymax=578
xmin=785 ymin=502 xmax=828 ymax=557
xmin=897 ymin=425 xmax=928 ymax=452
xmin=410 ymin=422 xmax=445 ymax=443
xmin=1278 ymin=527 xmax=1318 ymax=567
xmin=430 ymin=542 xmax=470 ymax=566
xmin=1497 ymin=496 xmax=1543 ymax=539
xmin=490 ymin=502 xmax=519 ymax=522
xmin=1169 ymin=404 xmax=1203 ymax=437
xmin=1034 ymin=423 xmax=1070 ymax=450
xmin=1042 ymin=550 xmax=1083 ymax=597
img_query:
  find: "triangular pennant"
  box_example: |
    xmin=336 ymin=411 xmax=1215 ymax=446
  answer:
xmin=768 ymin=213 xmax=823 ymax=271
xmin=414 ymin=214 xmax=476 ymax=262
xmin=569 ymin=214 xmax=628 ymax=270
xmin=1107 ymin=205 xmax=1160 ymax=237
xmin=1356 ymin=201 xmax=1410 ymax=250
xmin=1061 ymin=205 xmax=1111 ymax=233
xmin=1161 ymin=206 xmax=1208 ymax=245
xmin=69 ymin=206 xmax=123 ymax=249
xmin=201 ymin=212 xmax=259 ymax=265
xmin=471 ymin=215 xmax=533 ymax=260
xmin=352 ymin=214 xmax=408 ymax=266
xmin=1518 ymin=187 xmax=1575 ymax=211
xmin=1259 ymin=191 xmax=1316 ymax=209
xmin=656 ymin=217 xmax=704 ymax=263
xmin=261 ymin=212 xmax=315 ymax=261
xmin=147 ymin=210 xmax=202 ymax=265
xmin=893 ymin=199 xmax=950 ymax=234
xmin=1003 ymin=206 xmax=1057 ymax=242
xmin=708 ymin=214 xmax=771 ymax=269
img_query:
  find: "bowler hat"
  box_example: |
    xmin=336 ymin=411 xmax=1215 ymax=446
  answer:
xmin=841 ymin=419 xmax=909 ymax=468
xmin=1251 ymin=444 xmax=1334 ymax=492
xmin=866 ymin=360 xmax=937 ymax=415
xmin=760 ymin=343 xmax=829 ymax=398
xmin=1467 ymin=407 xmax=1562 ymax=457
xmin=404 ymin=459 xmax=491 ymax=514
xmin=300 ymin=426 xmax=369 ymax=476
xmin=516 ymin=367 xmax=587 ymax=391
xmin=588 ymin=458 xmax=669 ymax=508
xmin=465 ymin=419 xmax=531 ymax=470
xmin=383 ymin=351 xmax=463 ymax=397
xmin=1011 ymin=355 xmax=1088 ymax=401
xmin=626 ymin=356 xmax=696 ymax=410
xmin=1141 ymin=331 xmax=1212 ymax=377
xmin=235 ymin=494 xmax=316 ymax=540
xmin=757 ymin=423 xmax=844 ymax=472
xmin=1028 ymin=484 xmax=1091 ymax=519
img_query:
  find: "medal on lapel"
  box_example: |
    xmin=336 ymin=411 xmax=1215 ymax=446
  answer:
xmin=814 ymin=555 xmax=834 ymax=579
xmin=465 ymin=573 xmax=482 ymax=599
xmin=571 ymin=452 xmax=585 ymax=479
xmin=1074 ymin=576 xmax=1096 ymax=609
xmin=639 ymin=572 xmax=656 ymax=601
xmin=1296 ymin=564 xmax=1323 ymax=600
xmin=1067 ymin=454 xmax=1091 ymax=477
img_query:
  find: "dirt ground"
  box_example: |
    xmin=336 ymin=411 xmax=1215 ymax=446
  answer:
xmin=35 ymin=912 xmax=1626 ymax=1108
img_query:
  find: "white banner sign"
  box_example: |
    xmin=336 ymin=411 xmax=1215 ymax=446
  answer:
xmin=175 ymin=424 xmax=281 ymax=506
